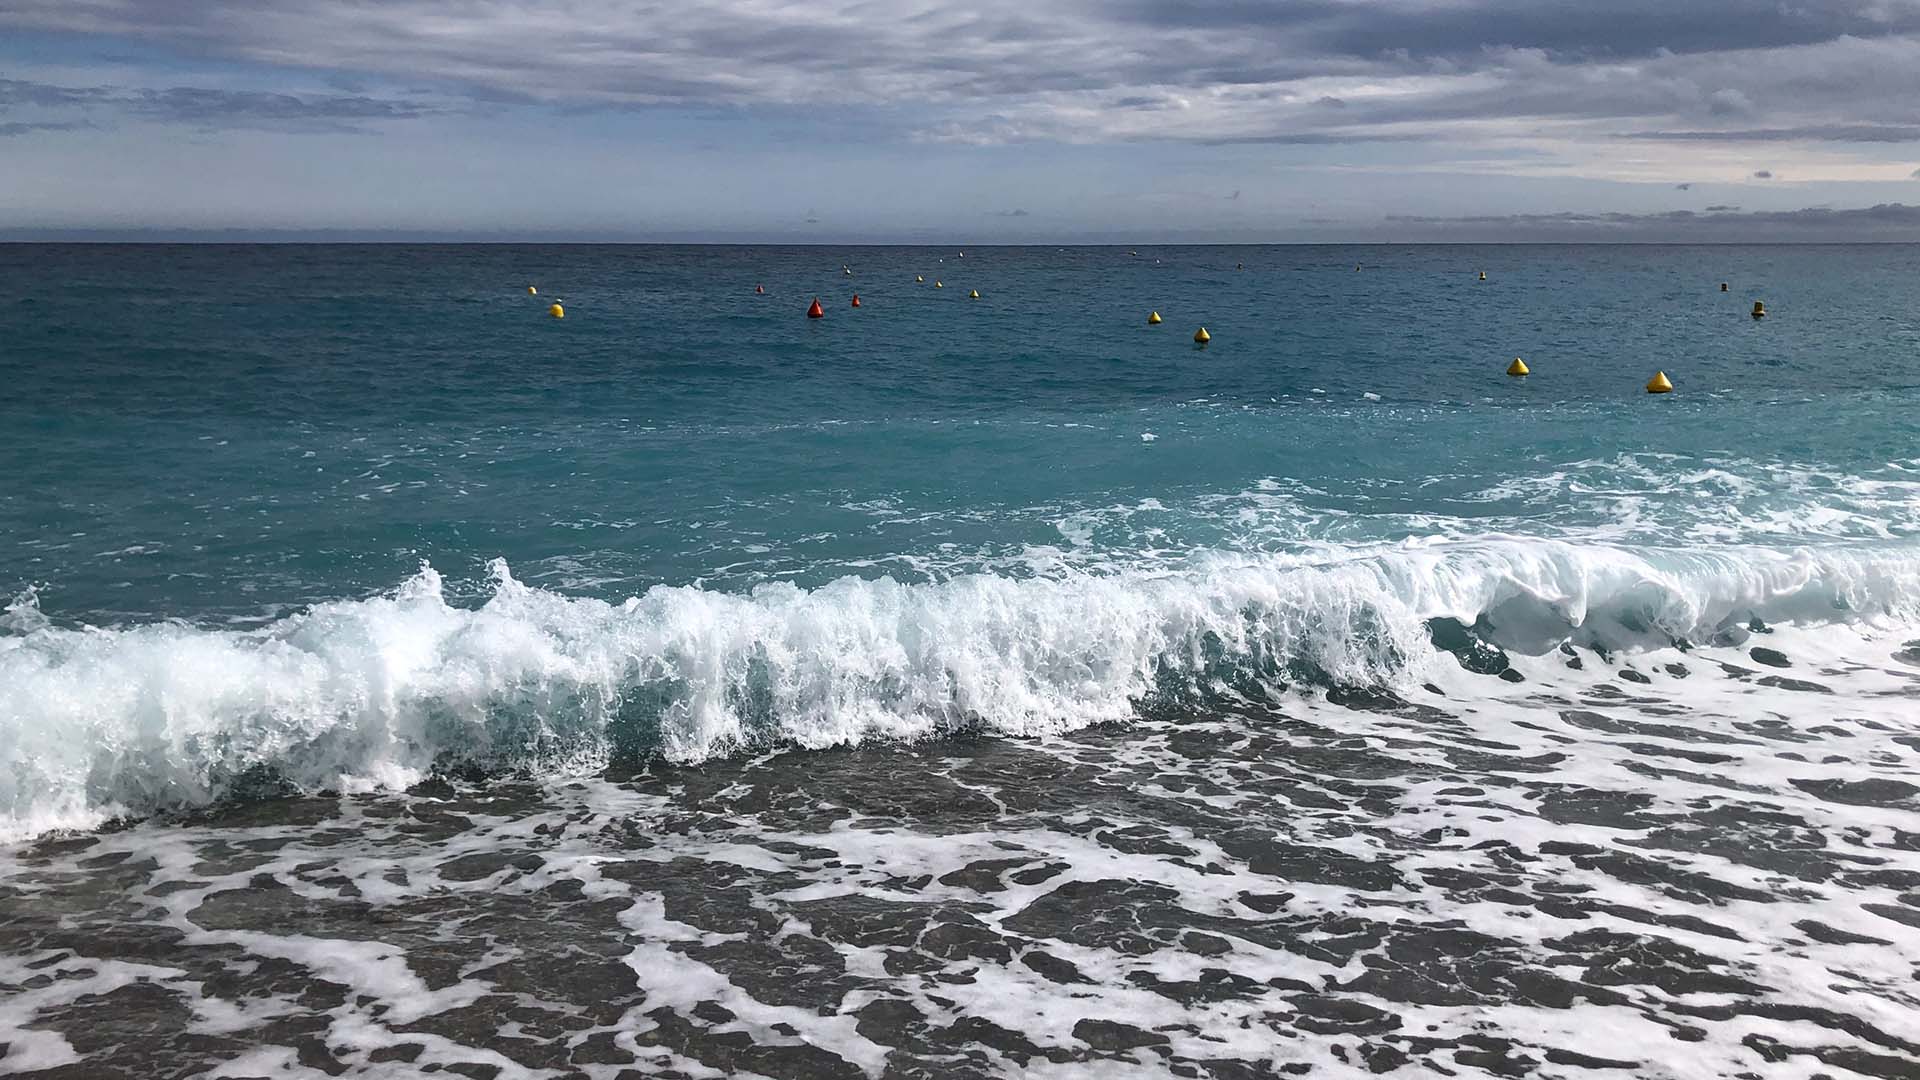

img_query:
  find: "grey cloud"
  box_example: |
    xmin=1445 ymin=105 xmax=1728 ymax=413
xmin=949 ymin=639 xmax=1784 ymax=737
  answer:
xmin=1626 ymin=124 xmax=1920 ymax=143
xmin=1381 ymin=202 xmax=1920 ymax=240
xmin=0 ymin=76 xmax=436 ymax=133
xmin=1 ymin=0 xmax=1918 ymax=155
xmin=0 ymin=120 xmax=85 ymax=136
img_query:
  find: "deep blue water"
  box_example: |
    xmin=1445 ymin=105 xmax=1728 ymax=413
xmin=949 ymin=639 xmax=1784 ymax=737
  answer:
xmin=5 ymin=243 xmax=1918 ymax=625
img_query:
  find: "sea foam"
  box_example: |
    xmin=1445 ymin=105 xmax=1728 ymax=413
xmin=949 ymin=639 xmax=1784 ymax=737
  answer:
xmin=3 ymin=539 xmax=1918 ymax=840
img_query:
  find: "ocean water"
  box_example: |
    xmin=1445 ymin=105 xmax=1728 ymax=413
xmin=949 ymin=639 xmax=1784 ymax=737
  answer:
xmin=3 ymin=243 xmax=1920 ymax=1078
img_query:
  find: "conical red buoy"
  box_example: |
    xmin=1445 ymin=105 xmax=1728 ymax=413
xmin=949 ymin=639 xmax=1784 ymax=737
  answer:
xmin=755 ymin=284 xmax=765 ymax=294
xmin=807 ymin=298 xmax=825 ymax=319
xmin=851 ymin=294 xmax=861 ymax=308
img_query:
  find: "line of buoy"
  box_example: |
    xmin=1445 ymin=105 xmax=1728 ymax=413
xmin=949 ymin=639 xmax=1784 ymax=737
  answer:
xmin=1479 ymin=271 xmax=1487 ymax=281
xmin=1147 ymin=311 xmax=1162 ymax=325
xmin=1194 ymin=327 xmax=1210 ymax=345
xmin=548 ymin=302 xmax=564 ymax=319
xmin=851 ymin=294 xmax=861 ymax=308
xmin=969 ymin=290 xmax=981 ymax=299
xmin=528 ymin=285 xmax=538 ymax=295
xmin=935 ymin=281 xmax=943 ymax=288
xmin=1720 ymin=283 xmax=1729 ymax=292
xmin=1507 ymin=358 xmax=1529 ymax=377
xmin=1647 ymin=371 xmax=1673 ymax=394
xmin=1751 ymin=300 xmax=1766 ymax=318
xmin=755 ymin=284 xmax=765 ymax=295
xmin=807 ymin=298 xmax=825 ymax=319
xmin=916 ymin=275 xmax=924 ymax=283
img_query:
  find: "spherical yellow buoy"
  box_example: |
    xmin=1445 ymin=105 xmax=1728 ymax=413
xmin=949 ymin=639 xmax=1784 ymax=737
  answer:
xmin=548 ymin=302 xmax=565 ymax=319
xmin=969 ymin=289 xmax=980 ymax=299
xmin=1751 ymin=300 xmax=1766 ymax=318
xmin=528 ymin=285 xmax=538 ymax=295
xmin=1194 ymin=327 xmax=1211 ymax=344
xmin=1507 ymin=358 xmax=1529 ymax=377
xmin=1479 ymin=271 xmax=1487 ymax=281
xmin=1147 ymin=311 xmax=1162 ymax=325
xmin=1646 ymin=371 xmax=1673 ymax=394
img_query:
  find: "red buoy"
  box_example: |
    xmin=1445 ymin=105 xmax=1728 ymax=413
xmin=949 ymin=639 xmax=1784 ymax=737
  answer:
xmin=807 ymin=298 xmax=825 ymax=319
xmin=851 ymin=294 xmax=861 ymax=308
xmin=755 ymin=284 xmax=765 ymax=294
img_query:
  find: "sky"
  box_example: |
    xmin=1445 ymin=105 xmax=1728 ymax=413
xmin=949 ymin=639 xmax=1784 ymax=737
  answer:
xmin=4 ymin=1 xmax=1920 ymax=241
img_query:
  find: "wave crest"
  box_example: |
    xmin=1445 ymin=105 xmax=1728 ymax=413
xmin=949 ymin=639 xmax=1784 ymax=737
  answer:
xmin=3 ymin=540 xmax=1917 ymax=839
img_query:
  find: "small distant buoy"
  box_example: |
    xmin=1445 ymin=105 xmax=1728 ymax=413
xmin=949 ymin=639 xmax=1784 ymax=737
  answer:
xmin=1147 ymin=311 xmax=1162 ymax=325
xmin=807 ymin=298 xmax=825 ymax=319
xmin=1647 ymin=371 xmax=1673 ymax=394
xmin=1194 ymin=327 xmax=1211 ymax=344
xmin=844 ymin=268 xmax=853 ymax=276
xmin=527 ymin=285 xmax=537 ymax=295
xmin=547 ymin=302 xmax=564 ymax=319
xmin=1507 ymin=358 xmax=1529 ymax=377
xmin=755 ymin=284 xmax=765 ymax=295
xmin=1479 ymin=271 xmax=1487 ymax=281
xmin=935 ymin=281 xmax=943 ymax=288
xmin=1751 ymin=301 xmax=1766 ymax=318
xmin=851 ymin=294 xmax=861 ymax=308
xmin=958 ymin=251 xmax=965 ymax=258
xmin=1236 ymin=263 xmax=1244 ymax=270
xmin=916 ymin=275 xmax=924 ymax=283
xmin=1720 ymin=282 xmax=1729 ymax=292
xmin=969 ymin=289 xmax=980 ymax=299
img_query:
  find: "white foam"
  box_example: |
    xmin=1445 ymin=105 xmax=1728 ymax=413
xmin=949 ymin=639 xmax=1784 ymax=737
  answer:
xmin=3 ymin=539 xmax=1918 ymax=840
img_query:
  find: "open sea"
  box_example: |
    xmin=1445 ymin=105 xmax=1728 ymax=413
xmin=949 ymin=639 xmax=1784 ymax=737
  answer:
xmin=3 ymin=242 xmax=1920 ymax=1079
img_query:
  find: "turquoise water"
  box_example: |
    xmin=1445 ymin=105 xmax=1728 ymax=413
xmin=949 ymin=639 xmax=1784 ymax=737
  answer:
xmin=3 ymin=243 xmax=1919 ymax=830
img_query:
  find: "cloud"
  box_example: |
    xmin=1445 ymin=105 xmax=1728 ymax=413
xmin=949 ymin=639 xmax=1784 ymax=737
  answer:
xmin=0 ymin=76 xmax=437 ymax=133
xmin=1752 ymin=169 xmax=1774 ymax=178
xmin=1381 ymin=202 xmax=1920 ymax=240
xmin=1707 ymin=88 xmax=1754 ymax=116
xmin=0 ymin=120 xmax=85 ymax=136
xmin=1626 ymin=124 xmax=1920 ymax=142
xmin=3 ymin=0 xmax=1919 ymax=158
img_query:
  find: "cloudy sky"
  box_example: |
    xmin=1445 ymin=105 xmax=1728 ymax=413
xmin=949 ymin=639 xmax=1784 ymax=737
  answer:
xmin=5 ymin=0 xmax=1920 ymax=240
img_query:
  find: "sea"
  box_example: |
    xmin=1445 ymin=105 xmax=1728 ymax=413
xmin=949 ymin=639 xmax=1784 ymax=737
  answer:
xmin=2 ymin=242 xmax=1919 ymax=1079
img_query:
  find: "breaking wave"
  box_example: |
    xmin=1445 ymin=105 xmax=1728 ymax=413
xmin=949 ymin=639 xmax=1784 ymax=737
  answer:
xmin=4 ymin=538 xmax=1919 ymax=840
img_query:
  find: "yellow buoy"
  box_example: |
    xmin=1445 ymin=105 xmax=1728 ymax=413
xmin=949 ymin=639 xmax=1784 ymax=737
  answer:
xmin=969 ymin=289 xmax=980 ymax=299
xmin=1479 ymin=271 xmax=1487 ymax=281
xmin=548 ymin=302 xmax=565 ymax=319
xmin=1147 ymin=311 xmax=1162 ymax=325
xmin=1507 ymin=358 xmax=1529 ymax=377
xmin=1751 ymin=300 xmax=1766 ymax=318
xmin=1194 ymin=327 xmax=1211 ymax=344
xmin=935 ymin=281 xmax=943 ymax=288
xmin=1646 ymin=371 xmax=1673 ymax=394
xmin=528 ymin=285 xmax=538 ymax=295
